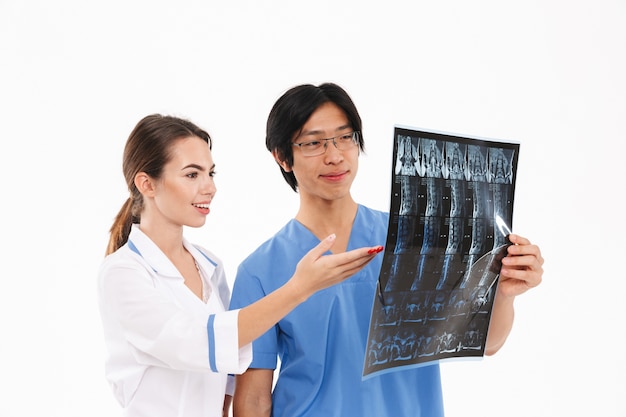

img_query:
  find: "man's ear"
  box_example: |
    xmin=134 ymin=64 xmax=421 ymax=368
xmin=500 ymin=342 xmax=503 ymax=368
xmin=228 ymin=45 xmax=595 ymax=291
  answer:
xmin=272 ymin=149 xmax=292 ymax=172
xmin=134 ymin=172 xmax=156 ymax=197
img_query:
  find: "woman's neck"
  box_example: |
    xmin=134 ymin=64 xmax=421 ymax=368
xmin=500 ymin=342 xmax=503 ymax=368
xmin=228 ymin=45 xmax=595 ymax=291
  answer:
xmin=138 ymin=219 xmax=185 ymax=259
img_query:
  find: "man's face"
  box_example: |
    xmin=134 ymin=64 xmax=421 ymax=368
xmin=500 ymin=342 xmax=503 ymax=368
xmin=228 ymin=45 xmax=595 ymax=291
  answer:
xmin=284 ymin=101 xmax=359 ymax=204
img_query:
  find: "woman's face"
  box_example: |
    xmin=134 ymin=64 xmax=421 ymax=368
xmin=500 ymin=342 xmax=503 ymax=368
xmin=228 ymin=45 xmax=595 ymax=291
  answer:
xmin=150 ymin=136 xmax=217 ymax=229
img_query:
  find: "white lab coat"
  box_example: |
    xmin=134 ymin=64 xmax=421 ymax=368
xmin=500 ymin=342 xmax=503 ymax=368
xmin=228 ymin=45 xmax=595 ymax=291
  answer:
xmin=98 ymin=225 xmax=252 ymax=417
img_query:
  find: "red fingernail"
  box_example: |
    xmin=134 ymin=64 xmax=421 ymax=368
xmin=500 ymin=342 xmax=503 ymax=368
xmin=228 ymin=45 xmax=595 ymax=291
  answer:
xmin=368 ymin=246 xmax=384 ymax=254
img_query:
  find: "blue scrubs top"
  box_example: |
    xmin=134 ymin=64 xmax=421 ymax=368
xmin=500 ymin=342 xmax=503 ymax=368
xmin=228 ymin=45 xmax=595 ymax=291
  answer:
xmin=230 ymin=205 xmax=444 ymax=417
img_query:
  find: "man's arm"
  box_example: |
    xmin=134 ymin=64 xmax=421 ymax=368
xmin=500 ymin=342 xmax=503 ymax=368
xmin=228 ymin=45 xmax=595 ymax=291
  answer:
xmin=233 ymin=369 xmax=274 ymax=417
xmin=223 ymin=395 xmax=232 ymax=417
xmin=485 ymin=233 xmax=543 ymax=355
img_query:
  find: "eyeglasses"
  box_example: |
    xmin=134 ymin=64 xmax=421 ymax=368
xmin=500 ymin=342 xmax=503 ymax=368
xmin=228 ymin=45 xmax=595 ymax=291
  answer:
xmin=292 ymin=131 xmax=360 ymax=157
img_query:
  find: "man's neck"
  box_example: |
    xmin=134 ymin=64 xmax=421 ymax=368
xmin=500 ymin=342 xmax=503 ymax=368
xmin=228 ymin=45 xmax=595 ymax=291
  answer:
xmin=294 ymin=197 xmax=358 ymax=253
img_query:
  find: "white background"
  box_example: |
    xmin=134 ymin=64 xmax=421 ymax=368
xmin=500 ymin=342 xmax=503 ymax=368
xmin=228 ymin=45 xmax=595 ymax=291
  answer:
xmin=1 ymin=1 xmax=624 ymax=416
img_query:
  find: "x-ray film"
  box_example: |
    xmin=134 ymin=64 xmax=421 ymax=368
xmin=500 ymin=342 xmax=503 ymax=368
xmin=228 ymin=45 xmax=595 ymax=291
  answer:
xmin=363 ymin=126 xmax=519 ymax=378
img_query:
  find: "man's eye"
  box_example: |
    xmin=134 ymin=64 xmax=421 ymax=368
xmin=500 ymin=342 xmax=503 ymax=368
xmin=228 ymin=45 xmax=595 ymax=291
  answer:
xmin=339 ymin=134 xmax=352 ymax=141
xmin=303 ymin=141 xmax=321 ymax=147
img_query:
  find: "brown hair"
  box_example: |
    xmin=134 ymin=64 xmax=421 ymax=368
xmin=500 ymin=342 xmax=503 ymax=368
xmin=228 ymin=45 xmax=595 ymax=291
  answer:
xmin=105 ymin=114 xmax=212 ymax=255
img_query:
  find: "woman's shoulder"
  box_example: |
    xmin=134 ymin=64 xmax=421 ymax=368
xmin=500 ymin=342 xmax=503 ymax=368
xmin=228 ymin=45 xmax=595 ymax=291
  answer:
xmin=99 ymin=244 xmax=149 ymax=276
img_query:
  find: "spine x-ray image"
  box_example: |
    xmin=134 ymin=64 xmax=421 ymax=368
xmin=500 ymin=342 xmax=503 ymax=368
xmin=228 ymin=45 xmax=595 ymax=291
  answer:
xmin=363 ymin=126 xmax=519 ymax=378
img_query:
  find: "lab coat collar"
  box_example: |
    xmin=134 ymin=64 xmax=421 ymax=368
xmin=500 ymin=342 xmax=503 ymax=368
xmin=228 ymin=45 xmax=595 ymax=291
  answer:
xmin=127 ymin=224 xmax=215 ymax=279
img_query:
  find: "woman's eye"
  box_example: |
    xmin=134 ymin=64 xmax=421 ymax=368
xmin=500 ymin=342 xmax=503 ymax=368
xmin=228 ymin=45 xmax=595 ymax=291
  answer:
xmin=186 ymin=172 xmax=198 ymax=179
xmin=209 ymin=171 xmax=217 ymax=177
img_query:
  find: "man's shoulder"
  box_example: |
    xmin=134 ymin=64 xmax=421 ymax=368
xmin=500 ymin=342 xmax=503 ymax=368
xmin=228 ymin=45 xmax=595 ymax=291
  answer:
xmin=239 ymin=221 xmax=298 ymax=265
xmin=358 ymin=204 xmax=389 ymax=220
xmin=232 ymin=221 xmax=302 ymax=294
xmin=357 ymin=204 xmax=389 ymax=231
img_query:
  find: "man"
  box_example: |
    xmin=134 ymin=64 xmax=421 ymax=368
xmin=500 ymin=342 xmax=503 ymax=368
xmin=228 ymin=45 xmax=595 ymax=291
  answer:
xmin=229 ymin=83 xmax=544 ymax=417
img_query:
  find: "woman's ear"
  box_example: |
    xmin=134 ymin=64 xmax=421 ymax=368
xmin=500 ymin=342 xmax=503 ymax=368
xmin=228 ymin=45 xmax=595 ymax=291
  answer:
xmin=272 ymin=149 xmax=292 ymax=172
xmin=134 ymin=172 xmax=156 ymax=197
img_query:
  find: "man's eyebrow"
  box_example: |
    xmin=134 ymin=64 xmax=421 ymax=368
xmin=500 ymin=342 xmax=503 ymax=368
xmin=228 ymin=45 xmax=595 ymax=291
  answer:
xmin=300 ymin=125 xmax=352 ymax=137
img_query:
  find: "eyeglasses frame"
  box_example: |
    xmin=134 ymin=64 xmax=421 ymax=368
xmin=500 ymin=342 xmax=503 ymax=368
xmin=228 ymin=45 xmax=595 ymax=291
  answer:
xmin=292 ymin=131 xmax=361 ymax=156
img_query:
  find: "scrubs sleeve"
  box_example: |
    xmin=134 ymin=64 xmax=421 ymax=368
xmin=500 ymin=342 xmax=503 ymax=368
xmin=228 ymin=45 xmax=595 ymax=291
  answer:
xmin=229 ymin=262 xmax=279 ymax=369
xmin=225 ymin=374 xmax=235 ymax=397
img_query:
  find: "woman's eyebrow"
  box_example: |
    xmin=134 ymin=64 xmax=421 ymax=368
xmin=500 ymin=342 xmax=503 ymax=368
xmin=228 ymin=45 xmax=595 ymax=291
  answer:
xmin=181 ymin=163 xmax=214 ymax=171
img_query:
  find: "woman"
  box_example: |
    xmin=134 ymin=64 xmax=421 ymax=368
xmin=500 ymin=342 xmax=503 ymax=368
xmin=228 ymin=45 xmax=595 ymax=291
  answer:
xmin=98 ymin=114 xmax=383 ymax=417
